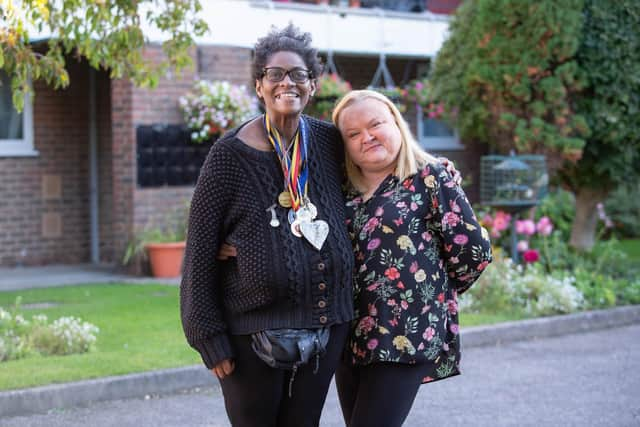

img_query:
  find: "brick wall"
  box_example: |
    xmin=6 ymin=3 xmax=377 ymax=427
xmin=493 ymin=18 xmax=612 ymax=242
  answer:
xmin=109 ymin=44 xmax=253 ymax=271
xmin=0 ymin=61 xmax=113 ymax=266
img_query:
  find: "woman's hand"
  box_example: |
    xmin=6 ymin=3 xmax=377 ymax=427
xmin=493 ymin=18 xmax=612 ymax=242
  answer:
xmin=437 ymin=157 xmax=463 ymax=186
xmin=216 ymin=243 xmax=238 ymax=260
xmin=212 ymin=358 xmax=235 ymax=379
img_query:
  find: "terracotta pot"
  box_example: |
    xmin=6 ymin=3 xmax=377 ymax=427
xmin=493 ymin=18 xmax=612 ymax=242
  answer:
xmin=145 ymin=242 xmax=186 ymax=278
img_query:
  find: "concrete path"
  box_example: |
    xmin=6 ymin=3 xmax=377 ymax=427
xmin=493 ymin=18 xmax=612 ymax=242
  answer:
xmin=3 ymin=323 xmax=639 ymax=427
xmin=0 ymin=264 xmax=179 ymax=291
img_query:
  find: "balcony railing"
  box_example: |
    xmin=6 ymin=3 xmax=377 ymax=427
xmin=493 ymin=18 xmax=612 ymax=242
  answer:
xmin=274 ymin=0 xmax=461 ymax=15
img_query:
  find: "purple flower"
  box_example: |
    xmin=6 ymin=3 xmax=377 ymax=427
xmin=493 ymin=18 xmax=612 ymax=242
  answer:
xmin=367 ymin=238 xmax=381 ymax=251
xmin=450 ymin=323 xmax=459 ymax=335
xmin=367 ymin=339 xmax=379 ymax=350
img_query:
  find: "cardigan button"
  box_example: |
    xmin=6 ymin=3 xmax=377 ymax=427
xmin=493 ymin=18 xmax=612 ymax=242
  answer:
xmin=319 ymin=316 xmax=328 ymax=324
xmin=317 ymin=262 xmax=326 ymax=271
xmin=318 ymin=282 xmax=327 ymax=291
xmin=317 ymin=300 xmax=327 ymax=308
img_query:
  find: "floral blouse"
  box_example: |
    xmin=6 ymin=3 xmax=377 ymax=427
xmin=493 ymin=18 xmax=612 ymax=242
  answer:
xmin=344 ymin=162 xmax=492 ymax=382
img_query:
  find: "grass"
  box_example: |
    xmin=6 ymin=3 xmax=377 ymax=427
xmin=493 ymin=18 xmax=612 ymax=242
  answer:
xmin=0 ymin=284 xmax=199 ymax=391
xmin=0 ymin=283 xmax=527 ymax=391
xmin=615 ymin=238 xmax=640 ymax=261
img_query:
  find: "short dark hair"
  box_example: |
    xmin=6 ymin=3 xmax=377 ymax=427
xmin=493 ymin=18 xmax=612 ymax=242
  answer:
xmin=252 ymin=24 xmax=323 ymax=82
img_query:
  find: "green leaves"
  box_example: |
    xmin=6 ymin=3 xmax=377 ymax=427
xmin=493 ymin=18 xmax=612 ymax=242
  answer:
xmin=1 ymin=0 xmax=209 ymax=111
xmin=430 ymin=0 xmax=587 ymax=163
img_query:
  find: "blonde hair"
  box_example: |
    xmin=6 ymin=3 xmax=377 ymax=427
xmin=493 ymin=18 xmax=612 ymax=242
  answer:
xmin=332 ymin=89 xmax=439 ymax=192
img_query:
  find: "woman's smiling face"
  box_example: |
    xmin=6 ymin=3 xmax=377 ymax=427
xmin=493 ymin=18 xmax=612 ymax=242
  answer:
xmin=338 ymin=98 xmax=402 ymax=175
xmin=255 ymin=51 xmax=316 ymax=118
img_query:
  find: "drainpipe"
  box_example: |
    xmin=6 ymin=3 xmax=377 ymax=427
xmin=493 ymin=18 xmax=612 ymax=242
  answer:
xmin=89 ymin=67 xmax=100 ymax=263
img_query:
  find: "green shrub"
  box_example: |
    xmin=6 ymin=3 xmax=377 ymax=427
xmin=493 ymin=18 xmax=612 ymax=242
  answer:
xmin=0 ymin=299 xmax=99 ymax=362
xmin=460 ymin=259 xmax=585 ymax=316
xmin=605 ymin=184 xmax=640 ymax=239
xmin=535 ymin=189 xmax=575 ymax=241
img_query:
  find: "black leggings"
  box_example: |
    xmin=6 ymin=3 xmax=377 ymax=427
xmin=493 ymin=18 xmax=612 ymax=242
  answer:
xmin=335 ymin=360 xmax=427 ymax=427
xmin=218 ymin=322 xmax=349 ymax=427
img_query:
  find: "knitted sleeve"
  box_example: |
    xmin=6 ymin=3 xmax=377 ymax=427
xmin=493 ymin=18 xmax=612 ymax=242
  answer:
xmin=180 ymin=142 xmax=241 ymax=368
xmin=428 ymin=163 xmax=493 ymax=295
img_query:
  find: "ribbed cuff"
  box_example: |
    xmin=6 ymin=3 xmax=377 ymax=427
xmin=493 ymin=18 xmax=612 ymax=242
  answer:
xmin=194 ymin=334 xmax=234 ymax=369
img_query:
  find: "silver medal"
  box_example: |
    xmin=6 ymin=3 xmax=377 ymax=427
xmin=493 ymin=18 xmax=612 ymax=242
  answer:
xmin=290 ymin=219 xmax=303 ymax=237
xmin=300 ymin=219 xmax=330 ymax=251
xmin=296 ymin=206 xmax=313 ymax=223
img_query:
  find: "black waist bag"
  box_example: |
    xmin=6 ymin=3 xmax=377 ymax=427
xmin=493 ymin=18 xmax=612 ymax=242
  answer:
xmin=251 ymin=328 xmax=330 ymax=396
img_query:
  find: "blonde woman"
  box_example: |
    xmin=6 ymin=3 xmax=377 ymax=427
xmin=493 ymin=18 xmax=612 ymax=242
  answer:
xmin=332 ymin=90 xmax=492 ymax=427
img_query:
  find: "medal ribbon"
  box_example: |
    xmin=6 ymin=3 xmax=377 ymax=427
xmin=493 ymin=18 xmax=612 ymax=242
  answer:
xmin=264 ymin=113 xmax=309 ymax=211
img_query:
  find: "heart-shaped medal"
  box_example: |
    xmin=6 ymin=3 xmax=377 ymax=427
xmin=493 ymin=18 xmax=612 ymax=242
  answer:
xmin=299 ymin=220 xmax=329 ymax=251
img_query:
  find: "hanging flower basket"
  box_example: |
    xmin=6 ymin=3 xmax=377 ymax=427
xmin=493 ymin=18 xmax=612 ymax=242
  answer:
xmin=403 ymin=78 xmax=447 ymax=119
xmin=370 ymin=86 xmax=407 ymax=113
xmin=179 ymin=80 xmax=259 ymax=144
xmin=306 ymin=73 xmax=352 ymax=120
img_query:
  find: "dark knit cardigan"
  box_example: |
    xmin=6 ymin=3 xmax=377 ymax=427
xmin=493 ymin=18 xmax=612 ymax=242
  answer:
xmin=180 ymin=116 xmax=355 ymax=369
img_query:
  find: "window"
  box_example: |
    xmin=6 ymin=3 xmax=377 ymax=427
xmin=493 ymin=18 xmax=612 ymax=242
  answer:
xmin=0 ymin=71 xmax=36 ymax=157
xmin=417 ymin=109 xmax=463 ymax=151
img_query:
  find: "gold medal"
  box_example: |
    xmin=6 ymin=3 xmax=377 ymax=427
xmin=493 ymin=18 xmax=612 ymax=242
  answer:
xmin=278 ymin=191 xmax=292 ymax=208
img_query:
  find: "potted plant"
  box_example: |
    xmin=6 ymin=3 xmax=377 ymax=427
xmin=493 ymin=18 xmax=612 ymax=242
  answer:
xmin=179 ymin=80 xmax=259 ymax=144
xmin=306 ymin=73 xmax=352 ymax=120
xmin=123 ymin=205 xmax=189 ymax=278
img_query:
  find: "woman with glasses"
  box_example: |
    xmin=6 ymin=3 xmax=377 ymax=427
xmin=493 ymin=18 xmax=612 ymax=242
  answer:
xmin=180 ymin=24 xmax=354 ymax=426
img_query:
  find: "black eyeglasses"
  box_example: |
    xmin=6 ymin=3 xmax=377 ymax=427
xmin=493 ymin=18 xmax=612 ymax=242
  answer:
xmin=262 ymin=67 xmax=312 ymax=83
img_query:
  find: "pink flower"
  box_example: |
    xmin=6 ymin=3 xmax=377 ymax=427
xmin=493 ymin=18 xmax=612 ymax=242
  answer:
xmin=375 ymin=207 xmax=384 ymax=217
xmin=367 ymin=339 xmax=379 ymax=350
xmin=363 ymin=217 xmax=379 ymax=233
xmin=450 ymin=323 xmax=459 ymax=335
xmin=447 ymin=299 xmax=458 ymax=315
xmin=477 ymin=260 xmax=489 ymax=271
xmin=492 ymin=211 xmax=511 ymax=232
xmin=453 ymin=234 xmax=469 ymax=245
xmin=423 ymin=326 xmax=435 ymax=341
xmin=523 ymin=249 xmax=540 ymax=263
xmin=367 ymin=238 xmax=381 ymax=251
xmin=517 ymin=240 xmax=529 ymax=252
xmin=410 ymin=261 xmax=419 ymax=274
xmin=357 ymin=316 xmax=376 ymax=334
xmin=536 ymin=216 xmax=554 ymax=236
xmin=516 ymin=219 xmax=536 ymax=236
xmin=443 ymin=212 xmax=460 ymax=227
xmin=401 ymin=300 xmax=409 ymax=310
xmin=422 ymin=232 xmax=433 ymax=242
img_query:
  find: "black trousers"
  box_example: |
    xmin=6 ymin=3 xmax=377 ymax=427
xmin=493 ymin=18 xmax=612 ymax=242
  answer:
xmin=335 ymin=360 xmax=427 ymax=427
xmin=219 ymin=322 xmax=349 ymax=427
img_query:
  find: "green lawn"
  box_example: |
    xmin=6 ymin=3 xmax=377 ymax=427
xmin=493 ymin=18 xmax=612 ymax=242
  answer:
xmin=0 ymin=284 xmax=199 ymax=391
xmin=0 ymin=283 xmax=523 ymax=391
xmin=616 ymin=239 xmax=640 ymax=261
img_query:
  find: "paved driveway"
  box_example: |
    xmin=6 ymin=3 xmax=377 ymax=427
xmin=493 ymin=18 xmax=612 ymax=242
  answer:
xmin=2 ymin=323 xmax=639 ymax=427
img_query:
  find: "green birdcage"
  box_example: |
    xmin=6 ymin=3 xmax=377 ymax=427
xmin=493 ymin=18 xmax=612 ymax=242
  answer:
xmin=480 ymin=152 xmax=548 ymax=260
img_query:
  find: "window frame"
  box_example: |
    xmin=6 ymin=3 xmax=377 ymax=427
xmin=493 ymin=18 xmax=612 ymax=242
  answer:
xmin=416 ymin=107 xmax=464 ymax=151
xmin=0 ymin=75 xmax=37 ymax=157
